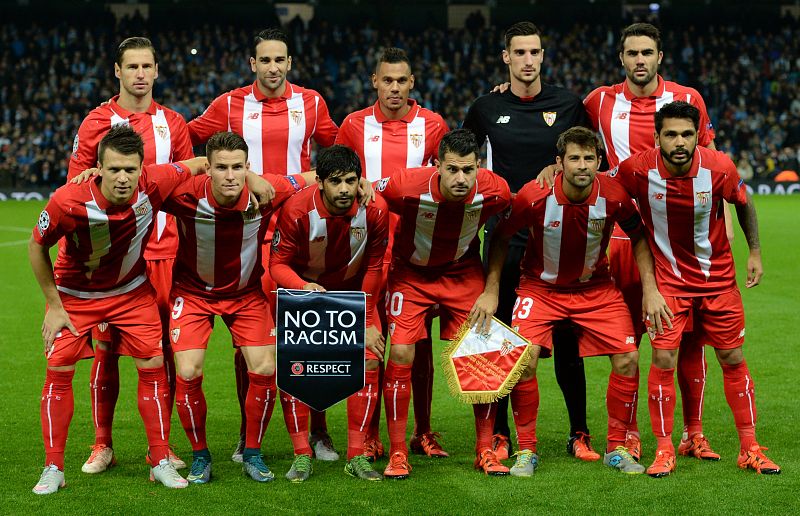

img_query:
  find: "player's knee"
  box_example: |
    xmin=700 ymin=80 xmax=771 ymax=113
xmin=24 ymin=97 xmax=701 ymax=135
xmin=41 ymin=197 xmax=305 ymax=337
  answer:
xmin=613 ymin=351 xmax=639 ymax=377
xmin=651 ymin=348 xmax=677 ymax=369
xmin=136 ymin=354 xmax=165 ymax=370
xmin=390 ymin=344 xmax=414 ymax=365
xmin=519 ymin=364 xmax=537 ymax=381
xmin=715 ymin=346 xmax=743 ymax=366
xmin=366 ymin=359 xmax=380 ymax=371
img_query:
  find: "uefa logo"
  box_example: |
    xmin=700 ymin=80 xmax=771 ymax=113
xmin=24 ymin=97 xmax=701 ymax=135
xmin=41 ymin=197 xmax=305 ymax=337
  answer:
xmin=291 ymin=362 xmax=304 ymax=375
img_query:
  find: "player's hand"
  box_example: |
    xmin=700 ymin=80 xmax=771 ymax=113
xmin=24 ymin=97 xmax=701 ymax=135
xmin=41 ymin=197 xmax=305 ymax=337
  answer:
xmin=42 ymin=306 xmax=80 ymax=356
xmin=642 ymin=287 xmax=673 ymax=335
xmin=70 ymin=167 xmax=99 ymax=184
xmin=491 ymin=82 xmax=510 ymax=94
xmin=358 ymin=177 xmax=375 ymax=206
xmin=247 ymin=173 xmax=276 ymax=208
xmin=468 ymin=291 xmax=498 ymax=335
xmin=535 ymin=164 xmax=561 ymax=188
xmin=181 ymin=157 xmax=210 ymax=176
xmin=302 ymin=282 xmax=326 ymax=292
xmin=365 ymin=325 xmax=385 ymax=361
xmin=745 ymin=249 xmax=763 ymax=288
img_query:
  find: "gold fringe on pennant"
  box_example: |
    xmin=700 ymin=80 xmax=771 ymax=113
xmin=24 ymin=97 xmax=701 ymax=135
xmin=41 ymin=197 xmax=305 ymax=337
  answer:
xmin=441 ymin=319 xmax=533 ymax=404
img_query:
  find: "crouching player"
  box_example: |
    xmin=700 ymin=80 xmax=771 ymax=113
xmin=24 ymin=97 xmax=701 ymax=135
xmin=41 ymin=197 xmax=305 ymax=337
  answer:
xmin=29 ymin=126 xmax=210 ymax=493
xmin=474 ymin=127 xmax=672 ymax=477
xmin=270 ymin=145 xmax=389 ymax=482
xmin=377 ymin=129 xmax=512 ymax=479
xmin=164 ymin=132 xmax=310 ymax=483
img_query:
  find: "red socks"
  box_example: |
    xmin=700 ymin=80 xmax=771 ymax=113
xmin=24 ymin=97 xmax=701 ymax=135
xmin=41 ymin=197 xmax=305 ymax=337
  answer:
xmin=606 ymin=371 xmax=639 ymax=451
xmin=677 ymin=340 xmax=707 ymax=437
xmin=41 ymin=369 xmax=75 ymax=470
xmin=347 ymin=369 xmax=379 ymax=459
xmin=280 ymin=391 xmax=312 ymax=456
xmin=411 ymin=337 xmax=434 ymax=435
xmin=245 ymin=372 xmax=277 ymax=450
xmin=89 ymin=346 xmax=119 ymax=447
xmin=234 ymin=349 xmax=249 ymax=437
xmin=137 ymin=366 xmax=171 ymax=462
xmin=175 ymin=375 xmax=208 ymax=452
xmin=511 ymin=377 xmax=539 ymax=452
xmin=722 ymin=360 xmax=758 ymax=450
xmin=384 ymin=361 xmax=412 ymax=456
xmin=648 ymin=366 xmax=676 ymax=452
xmin=473 ymin=403 xmax=497 ymax=453
xmin=366 ymin=361 xmax=385 ymax=440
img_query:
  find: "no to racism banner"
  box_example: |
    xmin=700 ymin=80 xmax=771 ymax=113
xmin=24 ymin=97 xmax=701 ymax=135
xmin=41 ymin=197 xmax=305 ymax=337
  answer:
xmin=276 ymin=289 xmax=366 ymax=411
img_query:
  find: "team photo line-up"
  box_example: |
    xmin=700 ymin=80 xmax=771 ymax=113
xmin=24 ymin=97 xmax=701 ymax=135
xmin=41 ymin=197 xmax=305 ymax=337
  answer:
xmin=29 ymin=19 xmax=779 ymax=495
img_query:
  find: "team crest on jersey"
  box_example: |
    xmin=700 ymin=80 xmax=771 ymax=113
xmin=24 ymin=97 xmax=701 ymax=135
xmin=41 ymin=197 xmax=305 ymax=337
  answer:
xmin=499 ymin=339 xmax=514 ymax=356
xmin=154 ymin=124 xmax=168 ymax=140
xmin=97 ymin=322 xmax=108 ymax=333
xmin=37 ymin=210 xmax=50 ymax=236
xmin=588 ymin=218 xmax=605 ymax=232
xmin=696 ymin=191 xmax=711 ymax=206
xmin=543 ymin=112 xmax=557 ymax=127
xmin=134 ymin=199 xmax=152 ymax=217
xmin=290 ymin=110 xmax=303 ymax=125
xmin=170 ymin=328 xmax=181 ymax=343
xmin=409 ymin=133 xmax=423 ymax=149
xmin=71 ymin=134 xmax=79 ymax=158
xmin=350 ymin=226 xmax=365 ymax=241
xmin=271 ymin=229 xmax=281 ymax=249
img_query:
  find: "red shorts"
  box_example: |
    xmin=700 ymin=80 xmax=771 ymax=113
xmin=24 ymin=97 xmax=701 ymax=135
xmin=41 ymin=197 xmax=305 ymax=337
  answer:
xmin=387 ymin=259 xmax=485 ymax=345
xmin=92 ymin=258 xmax=174 ymax=342
xmin=649 ymin=289 xmax=745 ymax=350
xmin=47 ymin=283 xmax=162 ymax=367
xmin=512 ymin=281 xmax=637 ymax=358
xmin=261 ymin=240 xmax=277 ymax=309
xmin=168 ymin=288 xmax=275 ymax=352
xmin=608 ymin=236 xmax=643 ymax=337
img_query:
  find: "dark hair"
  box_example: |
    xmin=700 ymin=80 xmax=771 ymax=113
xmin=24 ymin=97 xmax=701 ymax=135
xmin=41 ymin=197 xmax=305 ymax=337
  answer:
xmin=116 ymin=37 xmax=157 ymax=65
xmin=654 ymin=101 xmax=700 ymax=133
xmin=504 ymin=21 xmax=542 ymax=49
xmin=316 ymin=145 xmax=362 ymax=181
xmin=252 ymin=28 xmax=289 ymax=57
xmin=438 ymin=128 xmax=480 ymax=160
xmin=98 ymin=125 xmax=144 ymax=165
xmin=206 ymin=131 xmax=248 ymax=161
xmin=619 ymin=23 xmax=662 ymax=54
xmin=556 ymin=127 xmax=602 ymax=159
xmin=376 ymin=47 xmax=412 ymax=74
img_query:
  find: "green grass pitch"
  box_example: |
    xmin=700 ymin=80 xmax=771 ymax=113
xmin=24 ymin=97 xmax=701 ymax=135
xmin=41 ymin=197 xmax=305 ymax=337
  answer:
xmin=0 ymin=197 xmax=797 ymax=514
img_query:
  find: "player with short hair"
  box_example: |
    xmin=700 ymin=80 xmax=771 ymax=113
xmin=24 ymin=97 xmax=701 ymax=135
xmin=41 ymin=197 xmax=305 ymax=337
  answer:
xmin=581 ymin=23 xmax=722 ymax=460
xmin=30 ymin=126 xmax=209 ymax=494
xmin=462 ymin=21 xmax=590 ymax=460
xmin=612 ymin=101 xmax=780 ymax=477
xmin=473 ymin=126 xmax=670 ymax=477
xmin=270 ymin=144 xmax=389 ymax=482
xmin=163 ymin=131 xmax=309 ymax=484
xmin=377 ymin=128 xmax=512 ymax=479
xmin=336 ymin=47 xmax=449 ymax=461
xmin=188 ymin=27 xmax=340 ymax=461
xmin=69 ymin=36 xmax=194 ymax=474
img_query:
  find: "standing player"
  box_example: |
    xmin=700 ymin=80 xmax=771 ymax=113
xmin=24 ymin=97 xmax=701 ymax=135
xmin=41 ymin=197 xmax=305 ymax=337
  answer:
xmin=188 ymin=27 xmax=340 ymax=461
xmin=336 ymin=47 xmax=449 ymax=460
xmin=164 ymin=132 xmax=310 ymax=484
xmin=581 ymin=22 xmax=721 ymax=460
xmin=613 ymin=102 xmax=780 ymax=477
xmin=473 ymin=127 xmax=670 ymax=477
xmin=29 ymin=126 xmax=209 ymax=494
xmin=462 ymin=21 xmax=590 ymax=460
xmin=69 ymin=37 xmax=194 ymax=473
xmin=270 ymin=145 xmax=388 ymax=482
xmin=377 ymin=129 xmax=512 ymax=479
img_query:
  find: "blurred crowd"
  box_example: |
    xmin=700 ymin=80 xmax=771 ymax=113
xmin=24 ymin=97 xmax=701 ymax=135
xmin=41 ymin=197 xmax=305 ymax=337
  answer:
xmin=2 ymin=12 xmax=799 ymax=188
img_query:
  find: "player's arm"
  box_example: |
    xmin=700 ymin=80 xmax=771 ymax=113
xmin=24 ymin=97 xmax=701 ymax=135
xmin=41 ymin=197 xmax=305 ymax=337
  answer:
xmin=170 ymin=114 xmax=196 ymax=161
xmin=461 ymin=103 xmax=487 ymax=145
xmin=312 ymin=96 xmax=338 ymax=147
xmin=361 ymin=204 xmax=389 ymax=360
xmin=187 ymin=96 xmax=228 ymax=146
xmin=28 ymin=238 xmax=79 ymax=353
xmin=469 ymin=225 xmax=511 ymax=335
xmin=627 ymin=226 xmax=673 ymax=334
xmin=269 ymin=210 xmax=314 ymax=290
xmin=735 ymin=192 xmax=762 ymax=288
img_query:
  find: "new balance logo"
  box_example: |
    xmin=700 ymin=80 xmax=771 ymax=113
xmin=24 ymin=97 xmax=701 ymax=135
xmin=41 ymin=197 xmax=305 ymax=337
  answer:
xmin=548 ymin=220 xmax=561 ymax=228
xmin=247 ymin=112 xmax=260 ymax=120
xmin=369 ymin=135 xmax=380 ymax=143
xmin=615 ymin=112 xmax=628 ymax=120
xmin=496 ymin=116 xmax=511 ymax=124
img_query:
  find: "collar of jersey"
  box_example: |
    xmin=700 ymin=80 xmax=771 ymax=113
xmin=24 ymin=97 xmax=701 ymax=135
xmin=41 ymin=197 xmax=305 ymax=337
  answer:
xmin=313 ymin=188 xmax=359 ymax=218
xmin=373 ymin=99 xmax=418 ymax=123
xmin=553 ymin=172 xmax=600 ymax=205
xmin=108 ymin=95 xmax=158 ymax=117
xmin=205 ymin=178 xmax=251 ymax=210
xmin=252 ymin=80 xmax=294 ymax=102
xmin=622 ymin=75 xmax=666 ymax=101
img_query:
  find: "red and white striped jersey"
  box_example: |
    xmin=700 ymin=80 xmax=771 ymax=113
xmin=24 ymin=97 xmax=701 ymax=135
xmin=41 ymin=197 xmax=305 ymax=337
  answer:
xmin=68 ymin=96 xmax=195 ymax=260
xmin=336 ymin=100 xmax=448 ymax=181
xmin=163 ymin=173 xmax=304 ymax=298
xmin=614 ymin=146 xmax=748 ymax=296
xmin=378 ymin=167 xmax=511 ymax=269
xmin=497 ymin=174 xmax=641 ymax=290
xmin=270 ymin=187 xmax=389 ymax=325
xmin=188 ymin=81 xmax=337 ymax=175
xmin=34 ymin=163 xmax=192 ymax=298
xmin=584 ymin=76 xmax=715 ymax=169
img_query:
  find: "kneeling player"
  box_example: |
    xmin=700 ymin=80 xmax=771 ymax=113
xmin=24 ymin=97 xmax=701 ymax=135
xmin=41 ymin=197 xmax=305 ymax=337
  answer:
xmin=270 ymin=145 xmax=388 ymax=482
xmin=164 ymin=132 xmax=309 ymax=483
xmin=474 ymin=127 xmax=672 ymax=477
xmin=378 ymin=129 xmax=512 ymax=479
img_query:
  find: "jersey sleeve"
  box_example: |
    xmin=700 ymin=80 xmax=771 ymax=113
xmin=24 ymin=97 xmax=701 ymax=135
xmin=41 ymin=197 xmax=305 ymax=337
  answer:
xmin=269 ymin=206 xmax=308 ymax=290
xmin=495 ymin=183 xmax=537 ymax=238
xmin=582 ymin=88 xmax=602 ymax=131
xmin=482 ymin=170 xmax=513 ymax=216
xmin=188 ymin=94 xmax=229 ymax=146
xmin=168 ymin=113 xmax=196 ymax=161
xmin=690 ymin=90 xmax=716 ymax=147
xmin=68 ymin=116 xmax=105 ymax=181
xmin=608 ymin=158 xmax=638 ymax=199
xmin=461 ymin=101 xmax=487 ymax=145
xmin=720 ymin=155 xmax=748 ymax=206
xmin=32 ymin=190 xmax=69 ymax=247
xmin=262 ymin=173 xmax=306 ymax=211
xmin=612 ymin=184 xmax=644 ymax=237
xmin=374 ymin=171 xmax=404 ymax=213
xmin=312 ymin=95 xmax=338 ymax=147
xmin=429 ymin=114 xmax=449 ymax=159
xmin=144 ymin=162 xmax=194 ymax=200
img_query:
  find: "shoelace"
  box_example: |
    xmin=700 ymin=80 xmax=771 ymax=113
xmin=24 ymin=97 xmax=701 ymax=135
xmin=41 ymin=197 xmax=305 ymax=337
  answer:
xmin=87 ymin=444 xmax=108 ymax=461
xmin=293 ymin=454 xmax=312 ymax=472
xmin=190 ymin=457 xmax=210 ymax=476
xmin=420 ymin=432 xmax=444 ymax=450
xmin=480 ymin=451 xmax=502 ymax=468
xmin=388 ymin=453 xmax=410 ymax=471
xmin=350 ymin=455 xmax=371 ymax=472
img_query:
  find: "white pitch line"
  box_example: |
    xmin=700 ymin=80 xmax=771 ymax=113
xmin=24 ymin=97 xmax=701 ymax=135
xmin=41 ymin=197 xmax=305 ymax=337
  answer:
xmin=0 ymin=239 xmax=29 ymax=248
xmin=0 ymin=226 xmax=31 ymax=233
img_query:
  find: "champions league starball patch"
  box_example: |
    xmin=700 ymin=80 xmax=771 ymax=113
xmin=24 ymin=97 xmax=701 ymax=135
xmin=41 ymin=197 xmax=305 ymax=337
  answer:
xmin=37 ymin=210 xmax=50 ymax=236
